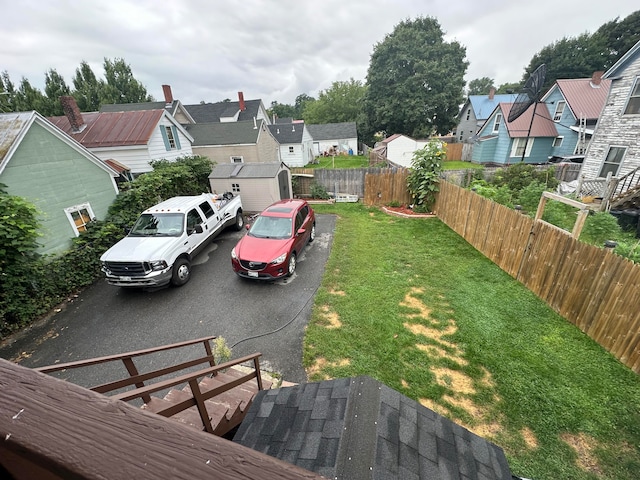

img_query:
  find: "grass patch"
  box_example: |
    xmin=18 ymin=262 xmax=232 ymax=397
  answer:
xmin=442 ymin=160 xmax=484 ymax=170
xmin=304 ymin=155 xmax=377 ymax=169
xmin=304 ymin=202 xmax=640 ymax=480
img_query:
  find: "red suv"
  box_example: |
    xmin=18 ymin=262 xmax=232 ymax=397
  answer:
xmin=231 ymin=199 xmax=316 ymax=280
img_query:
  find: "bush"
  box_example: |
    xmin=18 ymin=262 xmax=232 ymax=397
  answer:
xmin=407 ymin=140 xmax=446 ymax=211
xmin=310 ymin=182 xmax=330 ymax=199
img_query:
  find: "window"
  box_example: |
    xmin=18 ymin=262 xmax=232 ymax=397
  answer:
xmin=186 ymin=209 xmax=203 ymax=231
xmin=199 ymin=201 xmax=214 ymax=219
xmin=231 ymin=156 xmax=243 ymax=163
xmin=459 ymin=130 xmax=464 ymax=141
xmin=492 ymin=113 xmax=502 ymax=133
xmin=164 ymin=126 xmax=176 ymax=149
xmin=288 ymin=146 xmax=295 ymax=154
xmin=64 ymin=203 xmax=95 ymax=236
xmin=466 ymin=108 xmax=471 ymax=121
xmin=510 ymin=138 xmax=533 ymax=158
xmin=598 ymin=146 xmax=626 ymax=177
xmin=553 ymin=101 xmax=565 ymax=122
xmin=552 ymin=136 xmax=563 ymax=147
xmin=232 ymin=183 xmax=240 ymax=193
xmin=624 ymin=78 xmax=640 ymax=115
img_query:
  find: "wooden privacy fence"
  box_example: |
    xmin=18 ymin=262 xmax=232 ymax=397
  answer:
xmin=364 ymin=168 xmax=412 ymax=205
xmin=435 ymin=180 xmax=640 ymax=374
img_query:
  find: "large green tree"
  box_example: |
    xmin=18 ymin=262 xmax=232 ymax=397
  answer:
xmin=100 ymin=58 xmax=153 ymax=105
xmin=12 ymin=78 xmax=47 ymax=114
xmin=467 ymin=77 xmax=494 ymax=96
xmin=302 ymin=79 xmax=366 ymax=124
xmin=0 ymin=72 xmax=16 ymax=112
xmin=363 ymin=16 xmax=468 ymax=139
xmin=43 ymin=69 xmax=71 ymax=116
xmin=72 ymin=61 xmax=103 ymax=111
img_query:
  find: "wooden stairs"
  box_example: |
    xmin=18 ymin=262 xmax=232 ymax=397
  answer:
xmin=35 ymin=336 xmax=272 ymax=437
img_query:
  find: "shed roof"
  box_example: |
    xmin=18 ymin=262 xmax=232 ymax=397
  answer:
xmin=233 ymin=376 xmax=513 ymax=480
xmin=209 ymin=162 xmax=287 ymax=179
xmin=306 ymin=122 xmax=357 ymax=141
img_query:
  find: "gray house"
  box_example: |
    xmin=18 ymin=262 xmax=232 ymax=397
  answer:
xmin=209 ymin=162 xmax=292 ymax=212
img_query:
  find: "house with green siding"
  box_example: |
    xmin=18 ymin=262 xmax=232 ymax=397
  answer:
xmin=0 ymin=111 xmax=119 ymax=255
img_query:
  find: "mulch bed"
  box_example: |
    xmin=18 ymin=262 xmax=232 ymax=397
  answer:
xmin=381 ymin=205 xmax=436 ymax=218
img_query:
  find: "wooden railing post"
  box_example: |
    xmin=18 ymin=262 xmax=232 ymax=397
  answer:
xmin=189 ymin=378 xmax=215 ymax=434
xmin=253 ymin=357 xmax=264 ymax=391
xmin=203 ymin=338 xmax=216 ymax=370
xmin=122 ymin=357 xmax=150 ymax=404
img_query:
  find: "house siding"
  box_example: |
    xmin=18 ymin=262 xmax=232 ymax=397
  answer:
xmin=387 ymin=135 xmax=420 ymax=167
xmin=582 ymin=65 xmax=640 ymax=179
xmin=456 ymin=103 xmax=478 ymax=142
xmin=0 ymin=123 xmax=117 ymax=255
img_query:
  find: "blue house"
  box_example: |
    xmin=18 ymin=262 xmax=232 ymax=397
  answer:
xmin=454 ymin=89 xmax=517 ymax=143
xmin=540 ymin=73 xmax=610 ymax=160
xmin=472 ymin=102 xmax=558 ymax=165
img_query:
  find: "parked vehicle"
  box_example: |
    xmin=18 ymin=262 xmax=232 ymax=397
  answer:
xmin=231 ymin=199 xmax=315 ymax=280
xmin=101 ymin=193 xmax=243 ymax=287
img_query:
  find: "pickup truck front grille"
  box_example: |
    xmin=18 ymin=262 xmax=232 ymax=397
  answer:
xmin=104 ymin=261 xmax=150 ymax=276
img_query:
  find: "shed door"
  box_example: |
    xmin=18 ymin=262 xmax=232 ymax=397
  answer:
xmin=278 ymin=170 xmax=291 ymax=199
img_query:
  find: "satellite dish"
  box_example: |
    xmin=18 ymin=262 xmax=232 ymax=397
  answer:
xmin=508 ymin=64 xmax=547 ymax=123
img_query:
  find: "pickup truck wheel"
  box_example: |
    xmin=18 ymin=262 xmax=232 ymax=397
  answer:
xmin=287 ymin=253 xmax=297 ymax=276
xmin=234 ymin=211 xmax=244 ymax=231
xmin=171 ymin=258 xmax=191 ymax=286
xmin=309 ymin=223 xmax=316 ymax=242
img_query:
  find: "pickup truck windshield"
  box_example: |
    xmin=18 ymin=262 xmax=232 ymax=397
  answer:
xmin=129 ymin=213 xmax=184 ymax=237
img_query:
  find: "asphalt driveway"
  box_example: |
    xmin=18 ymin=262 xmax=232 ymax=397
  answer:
xmin=0 ymin=214 xmax=336 ymax=387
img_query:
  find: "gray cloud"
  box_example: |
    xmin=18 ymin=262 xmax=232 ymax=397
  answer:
xmin=1 ymin=0 xmax=637 ymax=106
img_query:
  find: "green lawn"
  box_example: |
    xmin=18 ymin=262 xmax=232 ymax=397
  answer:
xmin=304 ymin=202 xmax=640 ymax=480
xmin=304 ymin=155 xmax=380 ymax=169
xmin=443 ymin=160 xmax=484 ymax=170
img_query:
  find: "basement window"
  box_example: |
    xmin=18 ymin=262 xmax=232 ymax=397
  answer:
xmin=65 ymin=203 xmax=95 ymax=236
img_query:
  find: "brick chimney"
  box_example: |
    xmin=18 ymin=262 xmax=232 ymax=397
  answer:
xmin=60 ymin=96 xmax=86 ymax=133
xmin=162 ymin=85 xmax=174 ymax=104
xmin=238 ymin=91 xmax=246 ymax=111
xmin=489 ymin=87 xmax=495 ymax=100
xmin=591 ymin=71 xmax=604 ymax=87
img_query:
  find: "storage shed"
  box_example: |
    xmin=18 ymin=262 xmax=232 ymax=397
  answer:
xmin=209 ymin=162 xmax=292 ymax=212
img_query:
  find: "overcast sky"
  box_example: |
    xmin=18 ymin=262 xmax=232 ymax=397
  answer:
xmin=1 ymin=0 xmax=638 ymax=107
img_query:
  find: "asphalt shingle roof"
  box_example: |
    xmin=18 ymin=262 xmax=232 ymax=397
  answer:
xmin=185 ymin=119 xmax=266 ymax=146
xmin=233 ymin=376 xmax=513 ymax=480
xmin=267 ymin=123 xmax=304 ymax=144
xmin=184 ymin=99 xmax=264 ymax=123
xmin=306 ymin=122 xmax=357 ymax=141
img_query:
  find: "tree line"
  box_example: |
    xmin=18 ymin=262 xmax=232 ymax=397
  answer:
xmin=1 ymin=11 xmax=638 ymax=144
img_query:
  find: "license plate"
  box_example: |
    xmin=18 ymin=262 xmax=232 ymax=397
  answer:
xmin=119 ymin=276 xmax=131 ymax=281
xmin=248 ymin=271 xmax=258 ymax=278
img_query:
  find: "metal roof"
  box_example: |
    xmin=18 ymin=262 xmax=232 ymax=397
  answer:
xmin=306 ymin=122 xmax=357 ymax=140
xmin=544 ymin=78 xmax=611 ymax=121
xmin=49 ymin=110 xmax=165 ymax=148
xmin=0 ymin=112 xmax=32 ymax=165
xmin=234 ymin=376 xmax=513 ymax=480
xmin=468 ymin=94 xmax=518 ymax=120
xmin=500 ymin=103 xmax=558 ymax=138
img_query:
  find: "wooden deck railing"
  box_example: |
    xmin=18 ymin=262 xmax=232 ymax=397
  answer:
xmin=34 ymin=336 xmax=267 ymax=432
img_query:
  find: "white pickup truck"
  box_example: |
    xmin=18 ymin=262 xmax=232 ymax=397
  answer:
xmin=100 ymin=193 xmax=243 ymax=288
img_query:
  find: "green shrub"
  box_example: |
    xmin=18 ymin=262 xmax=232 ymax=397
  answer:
xmin=310 ymin=182 xmax=330 ymax=199
xmin=407 ymin=140 xmax=446 ymax=211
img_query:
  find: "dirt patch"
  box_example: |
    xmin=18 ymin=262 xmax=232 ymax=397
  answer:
xmin=318 ymin=305 xmax=342 ymax=329
xmin=521 ymin=427 xmax=538 ymax=450
xmin=328 ymin=288 xmax=346 ymax=296
xmin=431 ymin=367 xmax=476 ymax=395
xmin=561 ymin=432 xmax=603 ymax=476
xmin=307 ymin=357 xmax=350 ymax=380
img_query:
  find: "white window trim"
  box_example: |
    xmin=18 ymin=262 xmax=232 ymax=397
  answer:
xmin=552 ymin=136 xmax=563 ymax=148
xmin=492 ymin=113 xmax=502 ymax=133
xmin=164 ymin=125 xmax=177 ymax=149
xmin=623 ymin=77 xmax=640 ymax=115
xmin=553 ymin=101 xmax=566 ymax=122
xmin=598 ymin=146 xmax=627 ymax=177
xmin=64 ymin=203 xmax=95 ymax=236
xmin=230 ymin=156 xmax=244 ymax=163
xmin=510 ymin=138 xmax=534 ymax=158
